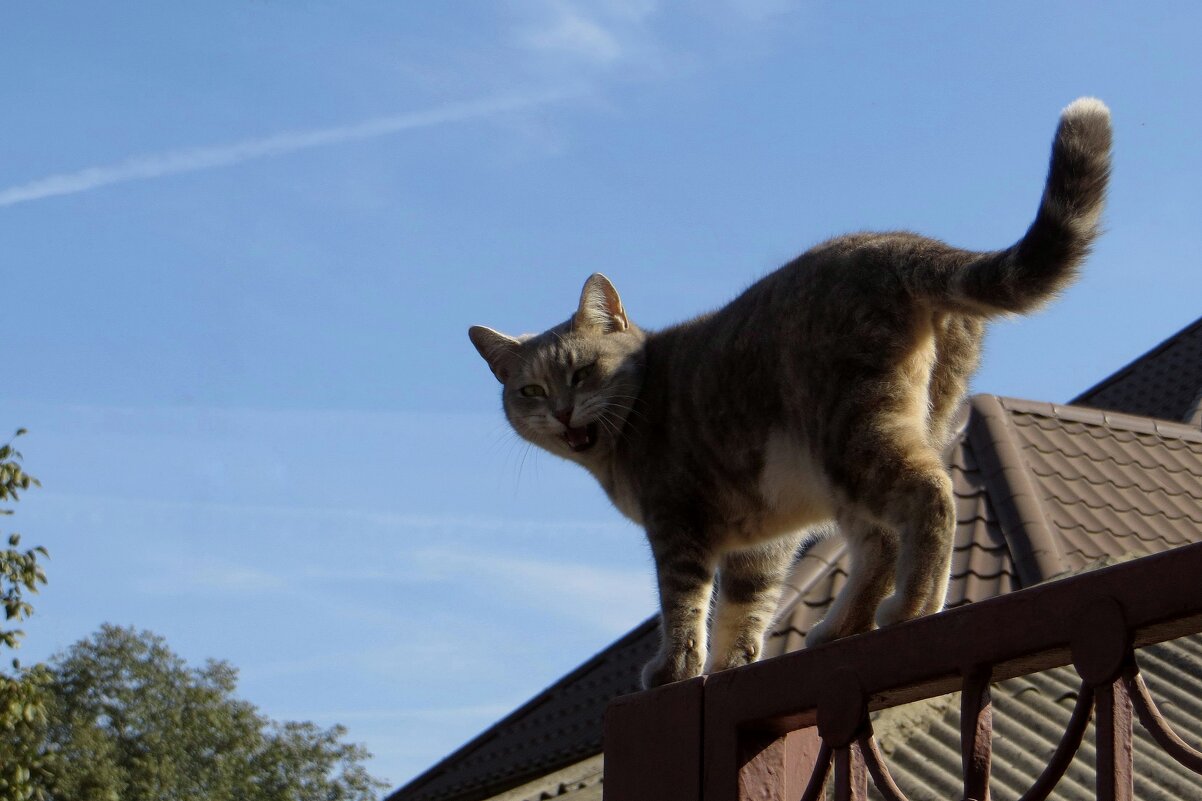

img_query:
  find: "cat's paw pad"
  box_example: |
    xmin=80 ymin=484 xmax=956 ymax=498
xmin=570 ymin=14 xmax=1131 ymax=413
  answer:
xmin=875 ymin=593 xmax=921 ymax=628
xmin=641 ymin=649 xmax=704 ymax=689
xmin=706 ymin=645 xmax=758 ymax=673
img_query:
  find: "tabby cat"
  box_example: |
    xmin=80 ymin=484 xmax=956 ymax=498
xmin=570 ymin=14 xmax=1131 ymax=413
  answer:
xmin=470 ymin=98 xmax=1111 ymax=688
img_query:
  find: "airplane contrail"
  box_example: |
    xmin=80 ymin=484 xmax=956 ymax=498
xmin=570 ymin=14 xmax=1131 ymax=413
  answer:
xmin=0 ymin=90 xmax=572 ymax=208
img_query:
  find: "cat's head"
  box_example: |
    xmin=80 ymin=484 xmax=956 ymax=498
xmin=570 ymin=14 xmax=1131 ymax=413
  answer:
xmin=469 ymin=273 xmax=645 ymax=464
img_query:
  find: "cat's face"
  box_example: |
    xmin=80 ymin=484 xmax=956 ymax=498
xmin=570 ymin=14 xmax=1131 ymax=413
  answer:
xmin=470 ymin=274 xmax=645 ymax=464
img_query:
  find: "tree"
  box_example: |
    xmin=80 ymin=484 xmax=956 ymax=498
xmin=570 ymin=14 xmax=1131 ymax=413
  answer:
xmin=0 ymin=431 xmax=386 ymax=800
xmin=0 ymin=429 xmax=51 ymax=801
xmin=38 ymin=626 xmax=387 ymax=801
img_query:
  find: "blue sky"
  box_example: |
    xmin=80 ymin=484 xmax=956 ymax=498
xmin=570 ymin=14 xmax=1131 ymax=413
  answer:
xmin=3 ymin=1 xmax=1200 ymax=790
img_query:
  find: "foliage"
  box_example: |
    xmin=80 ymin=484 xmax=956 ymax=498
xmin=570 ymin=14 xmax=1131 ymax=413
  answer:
xmin=0 ymin=431 xmax=387 ymax=800
xmin=1 ymin=429 xmax=45 ymax=653
xmin=37 ymin=625 xmax=388 ymax=801
xmin=1 ymin=429 xmax=50 ymax=801
xmin=0 ymin=666 xmax=53 ymax=801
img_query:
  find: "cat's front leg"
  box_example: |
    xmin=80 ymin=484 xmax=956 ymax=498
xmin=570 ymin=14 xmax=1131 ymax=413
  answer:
xmin=706 ymin=536 xmax=801 ymax=672
xmin=642 ymin=534 xmax=716 ymax=689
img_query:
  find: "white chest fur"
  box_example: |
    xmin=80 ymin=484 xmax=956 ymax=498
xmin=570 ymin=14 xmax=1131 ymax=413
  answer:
xmin=754 ymin=429 xmax=833 ymax=538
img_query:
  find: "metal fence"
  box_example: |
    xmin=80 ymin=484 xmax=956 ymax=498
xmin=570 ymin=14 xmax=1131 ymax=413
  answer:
xmin=604 ymin=541 xmax=1202 ymax=801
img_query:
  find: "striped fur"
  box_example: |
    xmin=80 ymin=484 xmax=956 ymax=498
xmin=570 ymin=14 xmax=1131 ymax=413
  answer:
xmin=470 ymin=99 xmax=1111 ymax=688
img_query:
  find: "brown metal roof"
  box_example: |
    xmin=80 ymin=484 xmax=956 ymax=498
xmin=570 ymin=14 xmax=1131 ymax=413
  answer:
xmin=388 ymin=315 xmax=1202 ymax=801
xmin=1070 ymin=315 xmax=1202 ymax=424
xmin=765 ymin=395 xmax=1202 ymax=654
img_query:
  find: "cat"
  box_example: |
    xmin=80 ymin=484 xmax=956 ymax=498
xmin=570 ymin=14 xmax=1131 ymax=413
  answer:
xmin=469 ymin=98 xmax=1110 ymax=688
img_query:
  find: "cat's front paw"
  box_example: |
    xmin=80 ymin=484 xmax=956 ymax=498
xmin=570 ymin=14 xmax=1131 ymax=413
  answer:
xmin=641 ymin=647 xmax=704 ymax=689
xmin=705 ymin=641 xmax=760 ymax=673
xmin=805 ymin=618 xmax=842 ymax=648
xmin=875 ymin=592 xmax=921 ymax=628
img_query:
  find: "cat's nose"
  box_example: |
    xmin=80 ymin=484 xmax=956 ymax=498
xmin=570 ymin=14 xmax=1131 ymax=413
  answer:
xmin=553 ymin=407 xmax=574 ymax=427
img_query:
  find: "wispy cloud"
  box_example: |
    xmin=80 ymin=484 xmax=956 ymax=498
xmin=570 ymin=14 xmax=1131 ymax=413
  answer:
xmin=134 ymin=560 xmax=287 ymax=595
xmin=412 ymin=547 xmax=654 ymax=634
xmin=514 ymin=0 xmax=661 ymax=68
xmin=0 ymin=89 xmax=573 ymax=208
xmin=522 ymin=7 xmax=624 ymax=63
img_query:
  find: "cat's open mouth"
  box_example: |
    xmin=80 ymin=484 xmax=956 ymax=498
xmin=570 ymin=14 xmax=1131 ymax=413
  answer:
xmin=563 ymin=423 xmax=598 ymax=453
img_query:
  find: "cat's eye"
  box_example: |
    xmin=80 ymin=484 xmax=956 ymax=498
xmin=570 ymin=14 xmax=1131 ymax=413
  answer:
xmin=519 ymin=385 xmax=546 ymax=398
xmin=572 ymin=364 xmax=596 ymax=386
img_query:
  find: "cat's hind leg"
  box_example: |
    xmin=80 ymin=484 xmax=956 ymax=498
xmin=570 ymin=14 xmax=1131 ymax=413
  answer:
xmin=706 ymin=534 xmax=802 ymax=673
xmin=642 ymin=536 xmax=717 ymax=689
xmin=867 ymin=454 xmax=956 ymax=627
xmin=805 ymin=515 xmax=898 ymax=647
xmin=828 ymin=411 xmax=957 ymax=630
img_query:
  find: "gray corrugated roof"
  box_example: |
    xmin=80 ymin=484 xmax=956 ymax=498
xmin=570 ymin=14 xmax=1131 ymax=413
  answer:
xmin=489 ymin=755 xmax=603 ymax=801
xmin=389 ymin=316 xmax=1202 ymax=801
xmin=1071 ymin=315 xmax=1202 ymax=424
xmin=867 ymin=631 xmax=1202 ymax=801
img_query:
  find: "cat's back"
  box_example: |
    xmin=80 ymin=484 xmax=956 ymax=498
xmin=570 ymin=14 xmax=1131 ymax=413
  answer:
xmin=627 ymin=228 xmax=979 ymax=459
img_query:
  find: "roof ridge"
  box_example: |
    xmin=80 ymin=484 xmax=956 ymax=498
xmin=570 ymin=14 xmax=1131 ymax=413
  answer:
xmin=965 ymin=395 xmax=1066 ymax=586
xmin=1068 ymin=315 xmax=1202 ymax=406
xmin=996 ymin=396 xmax=1202 ymax=443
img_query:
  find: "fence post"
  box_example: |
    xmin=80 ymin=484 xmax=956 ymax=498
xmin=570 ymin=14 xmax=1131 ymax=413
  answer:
xmin=1070 ymin=597 xmax=1134 ymax=801
xmin=604 ymin=677 xmax=705 ymax=801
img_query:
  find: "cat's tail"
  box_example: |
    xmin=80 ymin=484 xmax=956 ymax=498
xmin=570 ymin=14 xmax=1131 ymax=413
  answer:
xmin=912 ymin=97 xmax=1111 ymax=316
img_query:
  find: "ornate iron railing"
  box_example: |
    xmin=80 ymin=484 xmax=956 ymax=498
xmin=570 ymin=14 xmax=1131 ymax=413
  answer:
xmin=604 ymin=541 xmax=1202 ymax=801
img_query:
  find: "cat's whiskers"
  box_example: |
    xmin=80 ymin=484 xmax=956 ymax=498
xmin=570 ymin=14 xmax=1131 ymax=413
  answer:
xmin=591 ymin=409 xmax=622 ymax=441
xmin=514 ymin=439 xmax=537 ymax=493
xmin=487 ymin=424 xmax=537 ymax=495
xmin=599 ymin=395 xmax=647 ymax=420
xmin=579 ymin=396 xmax=635 ymax=437
xmin=600 ymin=401 xmax=648 ymax=435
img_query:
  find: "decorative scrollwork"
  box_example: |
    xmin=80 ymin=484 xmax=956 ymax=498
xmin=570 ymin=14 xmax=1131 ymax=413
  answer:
xmin=1015 ymin=681 xmax=1095 ymax=801
xmin=1125 ymin=667 xmax=1202 ymax=774
xmin=794 ymin=666 xmax=1199 ymax=801
xmin=798 ymin=740 xmax=832 ymax=801
xmin=857 ymin=732 xmax=911 ymax=801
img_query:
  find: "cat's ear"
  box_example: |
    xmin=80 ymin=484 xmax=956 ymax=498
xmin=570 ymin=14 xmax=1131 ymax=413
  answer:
xmin=573 ymin=273 xmax=629 ymax=334
xmin=469 ymin=326 xmax=521 ymax=383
